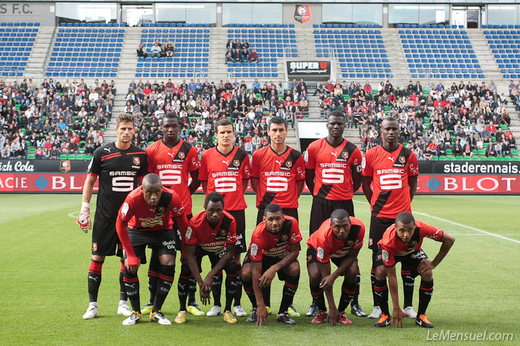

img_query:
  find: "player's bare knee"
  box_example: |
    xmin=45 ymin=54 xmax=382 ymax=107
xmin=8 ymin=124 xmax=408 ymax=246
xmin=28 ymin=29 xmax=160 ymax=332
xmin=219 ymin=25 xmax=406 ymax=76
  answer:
xmin=241 ymin=263 xmax=252 ymax=281
xmin=421 ymin=269 xmax=433 ymax=281
xmin=345 ymin=265 xmax=358 ymax=282
xmin=91 ymin=255 xmax=105 ymax=262
xmin=159 ymin=254 xmax=175 ymax=266
xmin=287 ymin=261 xmax=300 ymax=277
xmin=375 ymin=265 xmax=386 ymax=280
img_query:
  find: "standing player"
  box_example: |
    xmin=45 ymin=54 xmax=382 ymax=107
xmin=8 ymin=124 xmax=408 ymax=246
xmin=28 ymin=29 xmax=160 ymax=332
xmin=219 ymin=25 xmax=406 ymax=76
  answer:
xmin=198 ymin=119 xmax=251 ymax=318
xmin=375 ymin=212 xmax=455 ymax=328
xmin=77 ymin=113 xmax=148 ymax=320
xmin=116 ymin=173 xmax=188 ymax=325
xmin=306 ymin=209 xmax=365 ymax=326
xmin=251 ymin=116 xmax=305 ymax=316
xmin=241 ymin=204 xmax=302 ymax=326
xmin=184 ymin=192 xmax=239 ymax=324
xmin=304 ymin=110 xmax=364 ymax=318
xmin=362 ymin=117 xmax=419 ymax=320
xmin=145 ymin=113 xmax=202 ymax=317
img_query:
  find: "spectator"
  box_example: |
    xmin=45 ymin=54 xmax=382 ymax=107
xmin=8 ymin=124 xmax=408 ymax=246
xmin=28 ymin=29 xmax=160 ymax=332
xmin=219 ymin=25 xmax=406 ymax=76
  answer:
xmin=150 ymin=41 xmax=161 ymax=58
xmin=249 ymin=49 xmax=258 ymax=63
xmin=137 ymin=43 xmax=148 ymax=58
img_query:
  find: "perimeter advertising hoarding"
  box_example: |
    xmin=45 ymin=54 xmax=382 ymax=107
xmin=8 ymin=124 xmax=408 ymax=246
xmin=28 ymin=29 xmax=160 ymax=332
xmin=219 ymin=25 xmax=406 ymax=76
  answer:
xmin=1 ymin=160 xmax=520 ymax=194
xmin=287 ymin=61 xmax=330 ymax=77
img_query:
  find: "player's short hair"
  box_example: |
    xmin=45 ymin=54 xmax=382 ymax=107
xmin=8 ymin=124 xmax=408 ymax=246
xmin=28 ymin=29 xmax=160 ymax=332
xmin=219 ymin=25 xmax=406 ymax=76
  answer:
xmin=382 ymin=116 xmax=398 ymax=124
xmin=215 ymin=118 xmax=234 ymax=133
xmin=164 ymin=113 xmax=181 ymax=125
xmin=330 ymin=209 xmax=350 ymax=221
xmin=264 ymin=203 xmax=283 ymax=215
xmin=142 ymin=173 xmax=162 ymax=187
xmin=204 ymin=191 xmax=225 ymax=208
xmin=327 ymin=110 xmax=345 ymax=120
xmin=268 ymin=116 xmax=287 ymax=130
xmin=116 ymin=113 xmax=135 ymax=127
xmin=395 ymin=211 xmax=415 ymax=225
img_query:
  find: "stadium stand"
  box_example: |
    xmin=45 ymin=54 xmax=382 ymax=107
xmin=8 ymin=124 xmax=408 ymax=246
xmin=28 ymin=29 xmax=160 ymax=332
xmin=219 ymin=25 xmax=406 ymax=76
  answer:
xmin=313 ymin=29 xmax=391 ymax=79
xmin=47 ymin=24 xmax=125 ymax=79
xmin=484 ymin=28 xmax=520 ymax=79
xmin=399 ymin=27 xmax=485 ymax=80
xmin=136 ymin=25 xmax=210 ymax=79
xmin=0 ymin=23 xmax=39 ymax=78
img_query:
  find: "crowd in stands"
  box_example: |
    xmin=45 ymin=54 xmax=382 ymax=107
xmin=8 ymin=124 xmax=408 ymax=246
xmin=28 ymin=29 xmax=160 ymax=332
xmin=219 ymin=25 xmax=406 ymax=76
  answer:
xmin=225 ymin=39 xmax=258 ymax=64
xmin=0 ymin=78 xmax=115 ymax=159
xmin=137 ymin=40 xmax=175 ymax=59
xmin=1 ymin=76 xmax=519 ymax=161
xmin=315 ymin=78 xmax=518 ymax=160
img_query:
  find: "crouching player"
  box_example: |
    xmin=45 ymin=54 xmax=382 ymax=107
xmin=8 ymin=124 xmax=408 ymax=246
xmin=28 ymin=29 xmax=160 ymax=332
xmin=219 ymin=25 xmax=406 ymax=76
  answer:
xmin=307 ymin=209 xmax=365 ymax=326
xmin=374 ymin=211 xmax=455 ymax=328
xmin=183 ymin=192 xmax=240 ymax=324
xmin=116 ymin=173 xmax=188 ymax=325
xmin=242 ymin=203 xmax=302 ymax=325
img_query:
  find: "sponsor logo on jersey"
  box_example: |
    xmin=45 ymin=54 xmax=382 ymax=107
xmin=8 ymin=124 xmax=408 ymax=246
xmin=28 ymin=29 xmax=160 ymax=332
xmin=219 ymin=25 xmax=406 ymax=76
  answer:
xmin=222 ymin=160 xmax=230 ymax=165
xmin=317 ymin=247 xmax=324 ymax=260
xmin=382 ymin=249 xmax=389 ymax=263
xmin=185 ymin=226 xmax=192 ymax=239
xmin=60 ymin=160 xmax=71 ymax=173
xmin=121 ymin=203 xmax=129 ymax=217
xmin=251 ymin=243 xmax=258 ymax=257
xmin=104 ymin=147 xmax=111 ymax=153
xmin=331 ymin=152 xmax=338 ymax=158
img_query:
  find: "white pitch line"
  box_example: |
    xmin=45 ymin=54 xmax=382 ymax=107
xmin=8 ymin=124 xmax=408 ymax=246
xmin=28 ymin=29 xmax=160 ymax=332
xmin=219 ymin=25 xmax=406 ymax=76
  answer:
xmin=68 ymin=211 xmax=79 ymax=218
xmin=353 ymin=200 xmax=520 ymax=245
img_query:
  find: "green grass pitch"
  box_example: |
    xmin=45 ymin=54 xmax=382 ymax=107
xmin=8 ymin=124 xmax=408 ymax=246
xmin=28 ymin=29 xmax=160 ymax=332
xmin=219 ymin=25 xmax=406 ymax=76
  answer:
xmin=0 ymin=194 xmax=518 ymax=345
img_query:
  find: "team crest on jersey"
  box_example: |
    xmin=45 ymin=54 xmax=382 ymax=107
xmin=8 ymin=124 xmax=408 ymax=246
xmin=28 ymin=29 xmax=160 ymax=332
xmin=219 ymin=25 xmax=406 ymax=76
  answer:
xmin=178 ymin=152 xmax=185 ymax=160
xmin=233 ymin=160 xmax=240 ymax=167
xmin=286 ymin=161 xmax=292 ymax=168
xmin=410 ymin=240 xmax=417 ymax=247
xmin=92 ymin=242 xmax=98 ymax=252
xmin=382 ymin=250 xmax=389 ymax=263
xmin=342 ymin=152 xmax=348 ymax=159
xmin=399 ymin=156 xmax=405 ymax=164
xmin=219 ymin=228 xmax=227 ymax=237
xmin=60 ymin=160 xmax=71 ymax=173
xmin=156 ymin=206 xmax=165 ymax=215
xmin=394 ymin=155 xmax=406 ymax=168
xmin=133 ymin=156 xmax=140 ymax=166
xmin=280 ymin=234 xmax=288 ymax=242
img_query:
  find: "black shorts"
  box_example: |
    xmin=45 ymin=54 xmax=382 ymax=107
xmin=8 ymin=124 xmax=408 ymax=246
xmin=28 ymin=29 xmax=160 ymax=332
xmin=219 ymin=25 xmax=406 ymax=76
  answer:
xmin=375 ymin=247 xmax=428 ymax=277
xmin=306 ymin=245 xmax=346 ymax=268
xmin=92 ymin=219 xmax=122 ymax=257
xmin=128 ymin=229 xmax=177 ymax=261
xmin=309 ymin=197 xmax=354 ymax=236
xmin=194 ymin=246 xmax=237 ymax=274
xmin=256 ymin=207 xmax=299 ymax=225
xmin=243 ymin=250 xmax=293 ymax=281
xmin=228 ymin=209 xmax=247 ymax=254
xmin=368 ymin=215 xmax=395 ymax=251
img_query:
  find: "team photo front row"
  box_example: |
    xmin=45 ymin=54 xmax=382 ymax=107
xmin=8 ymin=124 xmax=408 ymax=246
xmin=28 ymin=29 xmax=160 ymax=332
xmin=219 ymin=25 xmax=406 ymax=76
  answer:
xmin=77 ymin=112 xmax=454 ymax=328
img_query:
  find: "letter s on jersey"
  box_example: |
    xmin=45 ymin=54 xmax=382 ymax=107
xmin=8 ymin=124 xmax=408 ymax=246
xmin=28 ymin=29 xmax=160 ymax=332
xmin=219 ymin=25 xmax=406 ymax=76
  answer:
xmin=379 ymin=174 xmax=402 ymax=190
xmin=322 ymin=168 xmax=344 ymax=184
xmin=215 ymin=177 xmax=237 ymax=193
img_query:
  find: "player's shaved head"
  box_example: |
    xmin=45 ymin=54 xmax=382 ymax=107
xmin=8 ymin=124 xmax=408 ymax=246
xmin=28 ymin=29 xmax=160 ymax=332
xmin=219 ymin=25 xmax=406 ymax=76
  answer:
xmin=396 ymin=211 xmax=415 ymax=225
xmin=382 ymin=116 xmax=398 ymax=126
xmin=264 ymin=203 xmax=283 ymax=215
xmin=327 ymin=110 xmax=345 ymax=120
xmin=164 ymin=112 xmax=181 ymax=125
xmin=142 ymin=173 xmax=162 ymax=188
xmin=331 ymin=209 xmax=350 ymax=221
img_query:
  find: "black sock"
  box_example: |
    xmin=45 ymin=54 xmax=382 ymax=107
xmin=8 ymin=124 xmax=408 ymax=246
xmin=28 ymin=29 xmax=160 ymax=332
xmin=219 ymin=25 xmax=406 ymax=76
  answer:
xmin=225 ymin=272 xmax=238 ymax=312
xmin=124 ymin=268 xmax=140 ymax=312
xmin=234 ymin=266 xmax=243 ymax=306
xmin=147 ymin=255 xmax=161 ymax=305
xmin=371 ymin=267 xmax=378 ymax=306
xmin=262 ymin=286 xmax=271 ymax=308
xmin=243 ymin=279 xmax=257 ymax=309
xmin=374 ymin=279 xmax=389 ymax=315
xmin=153 ymin=264 xmax=175 ymax=312
xmin=338 ymin=281 xmax=356 ymax=312
xmin=212 ymin=272 xmax=223 ymax=307
xmin=188 ymin=275 xmax=197 ymax=305
xmin=88 ymin=259 xmax=103 ymax=303
xmin=178 ymin=263 xmax=190 ymax=311
xmin=279 ymin=275 xmax=299 ymax=314
xmin=417 ymin=280 xmax=433 ymax=316
xmin=119 ymin=260 xmax=127 ymax=301
xmin=310 ymin=284 xmax=327 ymax=311
xmin=352 ymin=268 xmax=361 ymax=305
xmin=402 ymin=269 xmax=415 ymax=308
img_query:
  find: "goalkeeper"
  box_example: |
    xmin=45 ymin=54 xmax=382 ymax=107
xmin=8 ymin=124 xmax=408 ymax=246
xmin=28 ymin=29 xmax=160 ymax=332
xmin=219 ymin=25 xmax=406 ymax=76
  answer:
xmin=76 ymin=113 xmax=148 ymax=320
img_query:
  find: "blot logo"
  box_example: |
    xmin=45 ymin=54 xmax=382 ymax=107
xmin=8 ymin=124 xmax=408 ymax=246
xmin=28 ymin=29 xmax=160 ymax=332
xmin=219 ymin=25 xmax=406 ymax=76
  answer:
xmin=427 ymin=177 xmax=441 ymax=192
xmin=35 ymin=176 xmax=49 ymax=190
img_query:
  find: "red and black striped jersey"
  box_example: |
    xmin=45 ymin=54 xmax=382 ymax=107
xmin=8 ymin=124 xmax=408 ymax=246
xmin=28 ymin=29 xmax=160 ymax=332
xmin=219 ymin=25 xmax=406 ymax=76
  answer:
xmin=305 ymin=138 xmax=362 ymax=200
xmin=184 ymin=210 xmax=237 ymax=252
xmin=119 ymin=186 xmax=185 ymax=231
xmin=362 ymin=144 xmax=419 ymax=218
xmin=199 ymin=146 xmax=251 ymax=211
xmin=249 ymin=215 xmax=302 ymax=261
xmin=147 ymin=139 xmax=199 ymax=215
xmin=88 ymin=142 xmax=147 ymax=222
xmin=379 ymin=220 xmax=443 ymax=267
xmin=251 ymin=146 xmax=306 ymax=209
xmin=307 ymin=216 xmax=365 ymax=263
